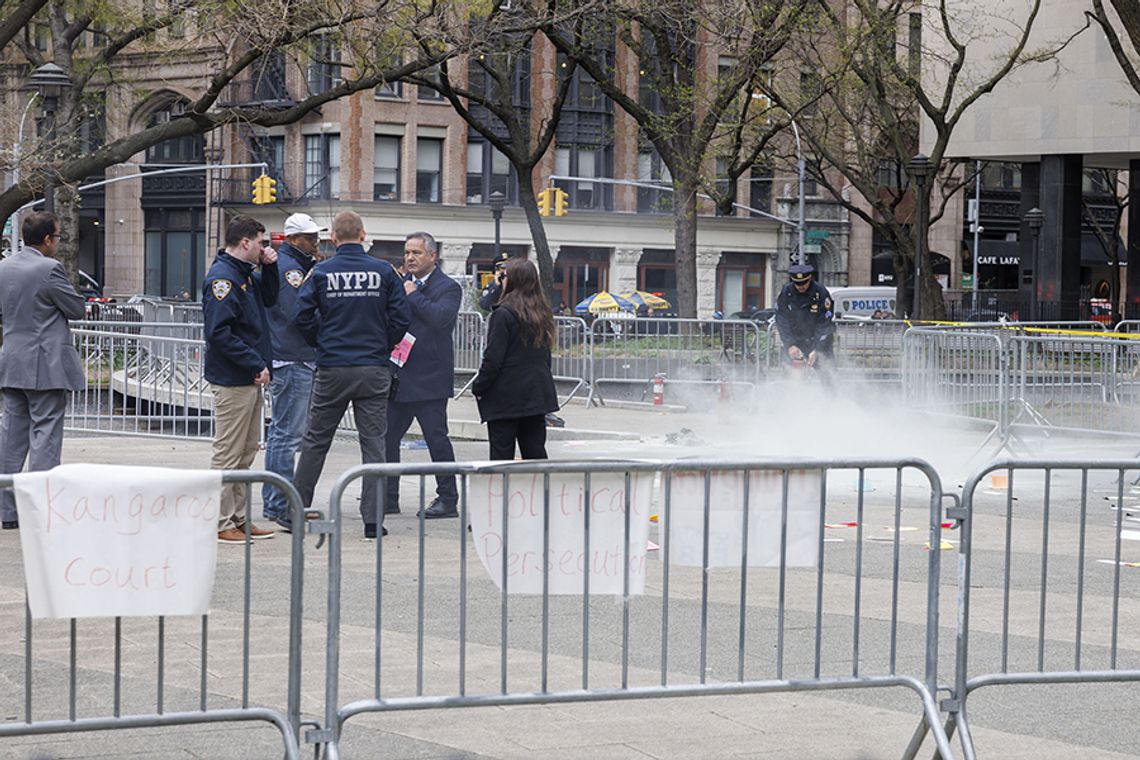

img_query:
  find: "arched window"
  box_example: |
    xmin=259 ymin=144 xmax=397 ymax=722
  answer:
xmin=144 ymin=98 xmax=204 ymax=164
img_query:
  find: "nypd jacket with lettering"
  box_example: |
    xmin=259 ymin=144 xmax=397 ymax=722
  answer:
xmin=775 ymin=280 xmax=836 ymax=355
xmin=294 ymin=243 xmax=411 ymax=367
xmin=202 ymin=251 xmax=278 ymax=386
xmin=266 ymin=242 xmax=317 ymax=363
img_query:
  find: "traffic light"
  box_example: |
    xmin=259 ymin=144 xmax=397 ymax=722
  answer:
xmin=537 ymin=187 xmax=552 ymax=216
xmin=554 ymin=187 xmax=569 ymax=216
xmin=251 ymin=174 xmax=277 ymax=204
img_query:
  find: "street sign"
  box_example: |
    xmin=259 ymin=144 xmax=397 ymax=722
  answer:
xmin=804 ymin=243 xmax=822 ymax=254
xmin=2 ymin=218 xmax=10 ymax=237
xmin=805 ymin=229 xmax=830 ymax=242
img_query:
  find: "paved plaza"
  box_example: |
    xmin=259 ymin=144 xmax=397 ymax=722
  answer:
xmin=2 ymin=390 xmax=1140 ymax=759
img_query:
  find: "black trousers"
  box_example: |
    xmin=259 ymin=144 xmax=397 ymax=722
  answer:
xmin=293 ymin=366 xmax=390 ymax=526
xmin=385 ymin=398 xmax=458 ymax=507
xmin=487 ymin=414 xmax=548 ymax=461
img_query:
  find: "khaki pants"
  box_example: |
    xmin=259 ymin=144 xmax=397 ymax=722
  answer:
xmin=211 ymin=384 xmax=263 ymax=531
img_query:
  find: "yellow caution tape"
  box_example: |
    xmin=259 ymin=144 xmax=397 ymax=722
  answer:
xmin=902 ymin=320 xmax=1140 ymax=339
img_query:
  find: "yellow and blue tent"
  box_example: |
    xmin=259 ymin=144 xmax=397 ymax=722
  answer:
xmin=617 ymin=290 xmax=671 ymax=310
xmin=575 ymin=291 xmax=637 ymax=315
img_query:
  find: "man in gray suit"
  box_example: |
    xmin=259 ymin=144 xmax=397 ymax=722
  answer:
xmin=0 ymin=211 xmax=86 ymax=529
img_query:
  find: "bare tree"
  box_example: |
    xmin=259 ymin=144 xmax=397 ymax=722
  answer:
xmin=545 ymin=0 xmax=819 ymax=317
xmin=1081 ymin=169 xmax=1129 ymax=323
xmin=405 ymin=6 xmax=584 ymax=300
xmin=785 ymin=0 xmax=1085 ymax=318
xmin=1089 ymin=0 xmax=1140 ymax=94
xmin=0 ymin=0 xmax=462 ymax=279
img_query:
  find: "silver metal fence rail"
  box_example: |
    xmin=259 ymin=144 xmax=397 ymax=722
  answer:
xmin=552 ymin=315 xmax=593 ymax=406
xmin=902 ymin=328 xmax=1008 ymax=431
xmin=451 ymin=310 xmax=486 ymax=399
xmin=0 ymin=471 xmax=308 ymax=758
xmin=70 ymin=328 xmax=231 ymax=439
xmin=949 ymin=459 xmax=1140 ymax=760
xmin=1114 ymin=320 xmax=1140 ymax=334
xmin=590 ymin=317 xmax=763 ymax=403
xmin=313 ymin=458 xmax=956 ymax=760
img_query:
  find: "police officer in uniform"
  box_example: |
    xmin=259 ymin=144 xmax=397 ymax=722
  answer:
xmin=203 ymin=215 xmax=279 ymax=543
xmin=775 ymin=264 xmax=835 ymax=371
xmin=478 ymin=251 xmax=510 ymax=311
xmin=291 ymin=211 xmax=410 ymax=539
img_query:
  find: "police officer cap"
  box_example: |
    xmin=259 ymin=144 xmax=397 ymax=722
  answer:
xmin=789 ymin=264 xmax=814 ymax=283
xmin=494 ymin=252 xmax=511 ymax=269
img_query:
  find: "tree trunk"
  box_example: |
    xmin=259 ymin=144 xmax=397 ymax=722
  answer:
xmin=672 ymin=181 xmax=699 ymax=318
xmin=516 ymin=172 xmax=556 ymax=306
xmin=54 ymin=183 xmax=82 ymax=288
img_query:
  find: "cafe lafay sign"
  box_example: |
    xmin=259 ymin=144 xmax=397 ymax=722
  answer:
xmin=468 ymin=467 xmax=823 ymax=596
xmin=15 ymin=464 xmax=221 ymax=619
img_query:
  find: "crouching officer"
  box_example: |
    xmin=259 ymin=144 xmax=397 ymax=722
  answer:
xmin=775 ymin=264 xmax=835 ymax=373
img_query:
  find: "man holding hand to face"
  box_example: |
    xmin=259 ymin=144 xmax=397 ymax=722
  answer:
xmin=203 ymin=215 xmax=279 ymax=544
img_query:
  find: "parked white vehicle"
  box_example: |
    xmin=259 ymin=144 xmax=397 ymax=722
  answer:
xmin=828 ymin=286 xmax=898 ymax=318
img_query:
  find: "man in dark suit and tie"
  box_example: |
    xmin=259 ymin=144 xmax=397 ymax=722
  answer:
xmin=385 ymin=231 xmax=462 ymax=518
xmin=0 ymin=211 xmax=86 ymax=529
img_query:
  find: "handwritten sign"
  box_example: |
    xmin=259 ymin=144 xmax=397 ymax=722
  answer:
xmin=664 ymin=470 xmax=823 ymax=568
xmin=14 ymin=464 xmax=221 ymax=620
xmin=469 ymin=471 xmax=654 ymax=595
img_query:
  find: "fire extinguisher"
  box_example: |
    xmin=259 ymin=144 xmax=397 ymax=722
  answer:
xmin=652 ymin=373 xmax=666 ymax=406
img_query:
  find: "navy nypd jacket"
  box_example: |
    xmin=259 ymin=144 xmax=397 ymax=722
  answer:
xmin=266 ymin=242 xmax=317 ymax=363
xmin=202 ymin=251 xmax=278 ymax=386
xmin=294 ymin=243 xmax=411 ymax=367
xmin=394 ymin=267 xmax=462 ymax=403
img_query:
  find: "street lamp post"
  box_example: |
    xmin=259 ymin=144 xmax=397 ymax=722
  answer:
xmin=22 ymin=63 xmax=73 ymax=215
xmin=908 ymin=153 xmax=932 ymax=320
xmin=489 ymin=190 xmax=505 ymax=261
xmin=7 ymin=97 xmax=39 ymax=255
xmin=790 ymin=120 xmax=806 ymax=266
xmin=1025 ymin=207 xmax=1044 ymax=322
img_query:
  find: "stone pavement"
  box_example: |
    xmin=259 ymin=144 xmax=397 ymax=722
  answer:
xmin=2 ymin=387 xmax=1140 ymax=759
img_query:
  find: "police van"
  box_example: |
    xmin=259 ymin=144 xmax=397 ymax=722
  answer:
xmin=828 ymin=287 xmax=897 ymax=319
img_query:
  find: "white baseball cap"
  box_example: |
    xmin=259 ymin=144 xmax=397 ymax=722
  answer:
xmin=282 ymin=213 xmax=327 ymax=237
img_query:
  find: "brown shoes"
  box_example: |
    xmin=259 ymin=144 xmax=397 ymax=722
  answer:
xmin=217 ymin=523 xmax=275 ymax=544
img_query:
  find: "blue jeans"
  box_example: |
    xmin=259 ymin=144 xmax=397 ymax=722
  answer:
xmin=262 ymin=363 xmax=314 ymax=520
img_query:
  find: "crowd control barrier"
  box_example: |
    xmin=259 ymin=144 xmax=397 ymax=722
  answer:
xmin=552 ymin=316 xmax=593 ymax=405
xmin=0 ymin=471 xmax=309 ymax=759
xmin=946 ymin=459 xmax=1140 ymax=760
xmin=312 ymin=458 xmax=956 ymax=760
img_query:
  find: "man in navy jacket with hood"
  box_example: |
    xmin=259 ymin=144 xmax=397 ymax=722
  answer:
xmin=291 ymin=211 xmax=410 ymax=538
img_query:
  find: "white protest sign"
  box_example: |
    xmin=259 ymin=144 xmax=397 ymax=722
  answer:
xmin=664 ymin=470 xmax=823 ymax=568
xmin=14 ymin=464 xmax=222 ymax=619
xmin=469 ymin=470 xmax=654 ymax=595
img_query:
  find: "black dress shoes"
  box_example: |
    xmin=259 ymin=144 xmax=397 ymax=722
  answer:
xmin=418 ymin=498 xmax=458 ymax=519
xmin=364 ymin=523 xmax=389 ymax=539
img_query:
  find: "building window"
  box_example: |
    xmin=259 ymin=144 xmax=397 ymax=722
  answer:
xmin=417 ymin=65 xmax=444 ymax=101
xmin=373 ymin=135 xmax=400 ymax=201
xmin=554 ymin=144 xmax=610 ymax=210
xmin=876 ymin=159 xmax=904 ymax=190
xmin=250 ymin=134 xmax=285 ymax=189
xmin=304 ymin=134 xmax=340 ymax=199
xmin=376 ymin=79 xmax=402 ymax=99
xmin=799 ymin=70 xmax=821 ymax=117
xmin=307 ymin=35 xmax=340 ymax=93
xmin=416 ymin=137 xmax=443 ymax=203
xmin=375 ymin=50 xmax=403 ymax=98
xmin=637 ymin=150 xmax=672 ymax=213
xmin=466 ymin=139 xmax=513 ymax=205
xmin=145 ymin=101 xmax=203 ymax=164
xmin=750 ymin=164 xmax=772 ymax=216
xmin=1082 ymin=169 xmax=1116 ymax=196
xmin=980 ymin=162 xmax=1021 ymax=191
xmin=718 ymin=255 xmax=767 ymax=314
xmin=715 ymin=157 xmax=735 ymax=216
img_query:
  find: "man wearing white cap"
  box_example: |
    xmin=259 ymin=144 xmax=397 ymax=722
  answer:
xmin=263 ymin=213 xmax=326 ymax=529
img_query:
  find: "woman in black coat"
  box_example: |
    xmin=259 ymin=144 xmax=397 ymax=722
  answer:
xmin=471 ymin=258 xmax=559 ymax=460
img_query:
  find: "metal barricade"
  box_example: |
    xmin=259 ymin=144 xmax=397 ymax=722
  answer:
xmin=0 ymin=471 xmax=308 ymax=758
xmin=73 ymin=320 xmax=204 ymax=340
xmin=552 ymin=315 xmax=592 ymax=405
xmin=590 ymin=317 xmax=763 ymax=402
xmin=313 ymin=458 xmax=956 ymax=759
xmin=902 ymin=328 xmax=1009 ymax=430
xmin=451 ymin=310 xmax=486 ymax=398
xmin=70 ymin=328 xmax=233 ymax=438
xmin=948 ymin=459 xmax=1140 ymax=760
xmin=1114 ymin=320 xmax=1140 ymax=334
